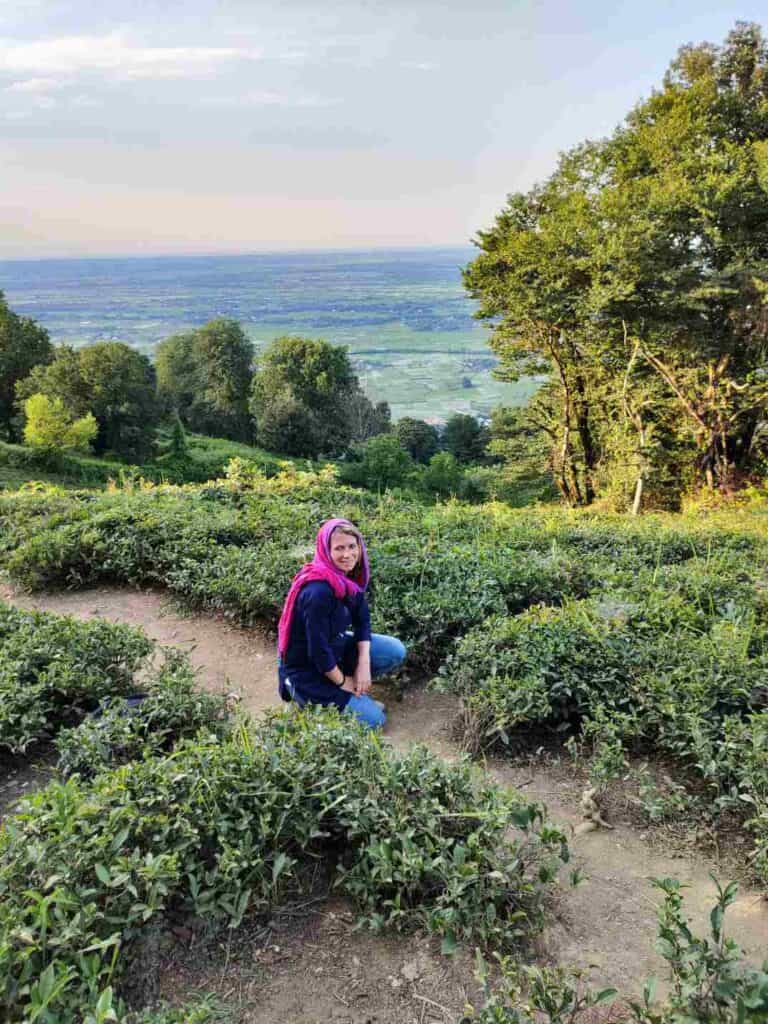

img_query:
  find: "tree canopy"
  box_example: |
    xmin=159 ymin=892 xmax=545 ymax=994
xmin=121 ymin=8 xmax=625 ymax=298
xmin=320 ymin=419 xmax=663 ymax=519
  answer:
xmin=0 ymin=293 xmax=52 ymax=442
xmin=23 ymin=393 xmax=97 ymax=457
xmin=250 ymin=336 xmax=386 ymax=458
xmin=18 ymin=342 xmax=160 ymax=461
xmin=339 ymin=433 xmax=414 ymax=491
xmin=156 ymin=318 xmax=253 ymax=441
xmin=395 ymin=417 xmax=440 ymax=463
xmin=442 ymin=413 xmax=490 ymax=464
xmin=465 ymin=21 xmax=768 ymax=508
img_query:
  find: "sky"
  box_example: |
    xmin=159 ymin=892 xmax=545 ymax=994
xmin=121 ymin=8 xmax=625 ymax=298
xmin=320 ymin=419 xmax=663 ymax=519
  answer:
xmin=1 ymin=1 xmax=766 ymax=258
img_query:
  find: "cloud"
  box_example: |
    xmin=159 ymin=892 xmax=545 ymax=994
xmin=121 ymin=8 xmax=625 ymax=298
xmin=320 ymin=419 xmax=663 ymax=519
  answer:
xmin=200 ymin=90 xmax=339 ymax=109
xmin=6 ymin=76 xmax=62 ymax=93
xmin=0 ymin=32 xmax=261 ymax=81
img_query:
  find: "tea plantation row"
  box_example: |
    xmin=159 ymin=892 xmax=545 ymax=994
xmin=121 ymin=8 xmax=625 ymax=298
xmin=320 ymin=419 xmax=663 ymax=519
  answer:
xmin=0 ymin=602 xmax=569 ymax=1021
xmin=1 ymin=488 xmax=767 ymax=1021
xmin=2 ymin=469 xmax=767 ymax=848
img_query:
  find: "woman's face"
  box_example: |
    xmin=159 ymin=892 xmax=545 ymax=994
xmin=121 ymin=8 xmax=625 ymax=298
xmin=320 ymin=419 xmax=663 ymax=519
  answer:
xmin=329 ymin=529 xmax=360 ymax=574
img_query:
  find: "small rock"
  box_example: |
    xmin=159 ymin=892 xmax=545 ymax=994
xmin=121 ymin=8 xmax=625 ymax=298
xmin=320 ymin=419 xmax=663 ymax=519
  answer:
xmin=401 ymin=960 xmax=421 ymax=982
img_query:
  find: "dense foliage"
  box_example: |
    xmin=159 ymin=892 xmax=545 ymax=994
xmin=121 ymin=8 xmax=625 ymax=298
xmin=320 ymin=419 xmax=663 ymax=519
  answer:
xmin=0 ymin=291 xmax=53 ymax=443
xmin=3 ymin=468 xmax=768 ymax=880
xmin=55 ymin=650 xmax=229 ymax=779
xmin=17 ymin=342 xmax=161 ymax=462
xmin=155 ymin=319 xmax=254 ymax=442
xmin=0 ymin=601 xmax=153 ymax=753
xmin=443 ymin=413 xmax=491 ymax=465
xmin=395 ymin=416 xmax=440 ymax=463
xmin=0 ymin=708 xmax=567 ymax=1022
xmin=23 ymin=393 xmax=98 ymax=458
xmin=0 ymin=432 xmax=292 ymax=493
xmin=250 ymin=335 xmax=389 ymax=457
xmin=465 ymin=22 xmax=768 ymax=509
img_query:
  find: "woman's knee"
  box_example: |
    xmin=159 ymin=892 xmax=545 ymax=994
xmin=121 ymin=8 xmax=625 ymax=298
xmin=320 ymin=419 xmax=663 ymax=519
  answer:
xmin=370 ymin=633 xmax=406 ymax=676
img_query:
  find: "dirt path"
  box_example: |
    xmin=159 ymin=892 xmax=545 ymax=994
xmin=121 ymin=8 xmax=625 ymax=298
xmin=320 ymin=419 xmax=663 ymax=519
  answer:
xmin=3 ymin=584 xmax=767 ymax=1018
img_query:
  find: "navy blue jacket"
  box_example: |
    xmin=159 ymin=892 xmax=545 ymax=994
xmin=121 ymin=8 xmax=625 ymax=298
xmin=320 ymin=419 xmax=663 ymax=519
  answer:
xmin=279 ymin=581 xmax=372 ymax=709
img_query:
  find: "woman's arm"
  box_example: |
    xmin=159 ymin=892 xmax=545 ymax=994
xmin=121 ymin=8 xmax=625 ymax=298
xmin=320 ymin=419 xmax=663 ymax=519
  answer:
xmin=325 ymin=664 xmax=357 ymax=693
xmin=349 ymin=594 xmax=372 ymax=696
xmin=301 ymin=585 xmax=357 ymax=693
xmin=353 ymin=640 xmax=371 ymax=696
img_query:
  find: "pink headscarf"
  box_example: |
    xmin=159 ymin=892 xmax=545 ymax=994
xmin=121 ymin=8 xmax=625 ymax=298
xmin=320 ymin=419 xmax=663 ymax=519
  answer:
xmin=277 ymin=518 xmax=370 ymax=657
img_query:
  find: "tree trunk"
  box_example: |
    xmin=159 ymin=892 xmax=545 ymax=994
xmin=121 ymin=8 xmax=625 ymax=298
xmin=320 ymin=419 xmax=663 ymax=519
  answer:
xmin=549 ymin=333 xmax=584 ymax=506
xmin=572 ymin=373 xmax=596 ymax=504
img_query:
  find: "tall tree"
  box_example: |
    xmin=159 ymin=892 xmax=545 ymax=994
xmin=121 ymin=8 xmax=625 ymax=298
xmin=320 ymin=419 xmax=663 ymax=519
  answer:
xmin=465 ymin=142 xmax=608 ymax=502
xmin=155 ymin=331 xmax=198 ymax=419
xmin=155 ymin=319 xmax=254 ymax=441
xmin=594 ymin=22 xmax=768 ymax=491
xmin=193 ymin=318 xmax=253 ymax=441
xmin=250 ymin=336 xmax=378 ymax=457
xmin=18 ymin=342 xmax=160 ymax=461
xmin=466 ymin=21 xmax=768 ymax=505
xmin=442 ymin=413 xmax=490 ymax=465
xmin=395 ymin=417 xmax=439 ymax=463
xmin=0 ymin=293 xmax=52 ymax=441
xmin=347 ymin=391 xmax=391 ymax=444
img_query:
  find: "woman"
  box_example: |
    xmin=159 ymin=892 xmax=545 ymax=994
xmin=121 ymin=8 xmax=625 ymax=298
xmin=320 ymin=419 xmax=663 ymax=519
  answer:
xmin=277 ymin=518 xmax=405 ymax=729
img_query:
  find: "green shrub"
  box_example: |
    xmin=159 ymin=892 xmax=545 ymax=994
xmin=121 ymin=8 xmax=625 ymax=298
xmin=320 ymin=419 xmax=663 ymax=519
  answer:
xmin=462 ymin=878 xmax=768 ymax=1024
xmin=55 ymin=651 xmax=230 ymax=779
xmin=437 ymin=590 xmax=768 ymax=877
xmin=3 ymin=476 xmax=768 ymax=864
xmin=0 ymin=602 xmax=153 ymax=753
xmin=131 ymin=998 xmax=229 ymax=1024
xmin=0 ymin=709 xmax=568 ymax=1022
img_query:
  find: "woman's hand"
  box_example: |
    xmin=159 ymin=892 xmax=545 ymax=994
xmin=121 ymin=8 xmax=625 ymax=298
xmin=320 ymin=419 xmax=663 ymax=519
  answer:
xmin=354 ymin=640 xmax=372 ymax=696
xmin=353 ymin=666 xmax=372 ymax=696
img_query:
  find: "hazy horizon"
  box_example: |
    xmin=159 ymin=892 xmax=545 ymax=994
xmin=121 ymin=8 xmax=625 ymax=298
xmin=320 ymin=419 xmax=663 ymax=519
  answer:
xmin=0 ymin=242 xmax=476 ymax=265
xmin=0 ymin=247 xmax=529 ymax=423
xmin=3 ymin=2 xmax=766 ymax=259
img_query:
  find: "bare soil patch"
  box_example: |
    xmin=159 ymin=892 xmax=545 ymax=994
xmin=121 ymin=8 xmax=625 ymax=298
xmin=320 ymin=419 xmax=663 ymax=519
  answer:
xmin=2 ymin=584 xmax=767 ymax=1017
xmin=141 ymin=896 xmax=480 ymax=1024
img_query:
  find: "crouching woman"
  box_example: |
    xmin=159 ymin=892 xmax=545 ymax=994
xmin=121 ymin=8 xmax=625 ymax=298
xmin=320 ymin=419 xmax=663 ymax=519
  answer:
xmin=277 ymin=518 xmax=405 ymax=729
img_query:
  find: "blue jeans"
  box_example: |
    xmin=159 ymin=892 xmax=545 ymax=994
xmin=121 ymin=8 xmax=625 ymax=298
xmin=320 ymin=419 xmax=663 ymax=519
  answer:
xmin=284 ymin=633 xmax=405 ymax=730
xmin=343 ymin=633 xmax=406 ymax=730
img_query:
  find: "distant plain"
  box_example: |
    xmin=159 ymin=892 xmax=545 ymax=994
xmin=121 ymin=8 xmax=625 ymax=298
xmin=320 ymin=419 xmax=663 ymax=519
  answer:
xmin=0 ymin=247 xmax=537 ymax=421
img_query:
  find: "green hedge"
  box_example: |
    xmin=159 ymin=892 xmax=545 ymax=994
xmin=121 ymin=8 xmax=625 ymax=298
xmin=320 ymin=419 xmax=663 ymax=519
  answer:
xmin=55 ymin=650 xmax=230 ymax=779
xmin=0 ymin=709 xmax=568 ymax=1022
xmin=0 ymin=602 xmax=153 ymax=753
xmin=436 ymin=586 xmax=768 ymax=881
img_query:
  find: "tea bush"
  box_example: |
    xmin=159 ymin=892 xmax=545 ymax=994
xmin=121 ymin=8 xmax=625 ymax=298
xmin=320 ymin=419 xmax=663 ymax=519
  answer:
xmin=0 ymin=475 xmax=614 ymax=672
xmin=164 ymin=543 xmax=301 ymax=624
xmin=4 ymin=472 xmax=768 ymax=870
xmin=462 ymin=878 xmax=768 ymax=1024
xmin=131 ymin=998 xmax=228 ymax=1024
xmin=437 ymin=586 xmax=768 ymax=878
xmin=55 ymin=650 xmax=230 ymax=779
xmin=0 ymin=708 xmax=568 ymax=1022
xmin=0 ymin=602 xmax=153 ymax=753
